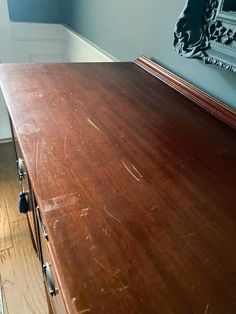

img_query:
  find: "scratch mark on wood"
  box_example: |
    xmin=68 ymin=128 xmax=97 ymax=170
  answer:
xmin=131 ymin=163 xmax=143 ymax=178
xmin=18 ymin=123 xmax=40 ymax=135
xmin=80 ymin=207 xmax=89 ymax=217
xmin=28 ymin=91 xmax=43 ymax=98
xmin=94 ymin=258 xmax=109 ymax=273
xmin=53 ymin=219 xmax=59 ymax=230
xmin=103 ymin=228 xmax=111 ymax=237
xmin=43 ymin=193 xmax=80 ymax=212
xmin=104 ymin=206 xmax=121 ymax=224
xmin=72 ymin=297 xmax=77 ymax=303
xmin=87 ymin=118 xmax=102 ymax=133
xmin=89 ymin=245 xmax=96 ymax=252
xmin=183 ymin=233 xmax=197 ymax=238
xmin=85 ymin=234 xmax=92 ymax=241
xmin=116 ymin=285 xmax=129 ymax=292
xmin=114 ymin=268 xmax=122 ymax=276
xmin=122 ymin=160 xmax=142 ymax=182
xmin=204 ymin=302 xmax=210 ymax=314
xmin=151 ymin=205 xmax=160 ymax=211
xmin=78 ymin=309 xmax=91 ymax=314
xmin=100 ymin=284 xmax=129 ymax=295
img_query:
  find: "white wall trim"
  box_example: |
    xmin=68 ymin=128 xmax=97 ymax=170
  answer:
xmin=61 ymin=25 xmax=119 ymax=62
xmin=0 ymin=138 xmax=12 ymax=144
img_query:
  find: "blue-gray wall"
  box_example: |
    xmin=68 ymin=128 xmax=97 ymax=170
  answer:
xmin=64 ymin=0 xmax=236 ymax=110
xmin=7 ymin=0 xmax=65 ymax=23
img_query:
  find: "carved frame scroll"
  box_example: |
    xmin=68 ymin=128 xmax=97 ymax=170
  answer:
xmin=174 ymin=0 xmax=236 ymax=72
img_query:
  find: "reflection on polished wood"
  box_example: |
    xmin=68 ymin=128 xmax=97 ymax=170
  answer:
xmin=0 ymin=143 xmax=48 ymax=314
xmin=0 ymin=62 xmax=236 ymax=313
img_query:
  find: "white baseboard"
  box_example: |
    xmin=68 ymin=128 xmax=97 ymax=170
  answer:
xmin=0 ymin=138 xmax=12 ymax=144
xmin=61 ymin=25 xmax=119 ymax=62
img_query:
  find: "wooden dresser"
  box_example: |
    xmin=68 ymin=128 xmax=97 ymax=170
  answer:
xmin=0 ymin=57 xmax=236 ymax=314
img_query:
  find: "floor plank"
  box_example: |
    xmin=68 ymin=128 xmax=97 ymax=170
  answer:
xmin=3 ymin=182 xmax=25 ymax=224
xmin=0 ymin=143 xmax=25 ymax=223
xmin=0 ymin=191 xmax=13 ymax=251
xmin=0 ymin=221 xmax=47 ymax=314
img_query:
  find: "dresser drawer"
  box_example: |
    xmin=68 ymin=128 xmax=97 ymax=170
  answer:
xmin=12 ymin=126 xmax=38 ymax=253
xmin=37 ymin=207 xmax=67 ymax=314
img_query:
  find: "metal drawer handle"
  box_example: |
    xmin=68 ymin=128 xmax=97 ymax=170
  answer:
xmin=43 ymin=262 xmax=57 ymax=297
xmin=16 ymin=158 xmax=26 ymax=181
xmin=36 ymin=206 xmax=49 ymax=241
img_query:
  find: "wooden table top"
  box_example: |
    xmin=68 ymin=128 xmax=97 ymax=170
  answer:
xmin=1 ymin=62 xmax=236 ymax=314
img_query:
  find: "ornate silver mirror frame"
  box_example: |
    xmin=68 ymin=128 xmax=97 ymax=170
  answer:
xmin=174 ymin=0 xmax=236 ymax=72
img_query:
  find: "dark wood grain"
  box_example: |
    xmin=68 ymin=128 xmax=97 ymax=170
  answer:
xmin=0 ymin=61 xmax=236 ymax=314
xmin=135 ymin=56 xmax=236 ymax=128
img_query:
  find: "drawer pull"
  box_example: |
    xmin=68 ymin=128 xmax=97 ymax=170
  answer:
xmin=36 ymin=206 xmax=49 ymax=241
xmin=43 ymin=262 xmax=57 ymax=297
xmin=16 ymin=158 xmax=26 ymax=181
xmin=19 ymin=192 xmax=29 ymax=214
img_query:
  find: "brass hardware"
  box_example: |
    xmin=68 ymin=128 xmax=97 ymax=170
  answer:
xmin=43 ymin=263 xmax=57 ymax=297
xmin=36 ymin=206 xmax=49 ymax=241
xmin=16 ymin=158 xmax=26 ymax=182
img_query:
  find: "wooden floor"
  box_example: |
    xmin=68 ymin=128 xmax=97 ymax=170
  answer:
xmin=0 ymin=142 xmax=48 ymax=314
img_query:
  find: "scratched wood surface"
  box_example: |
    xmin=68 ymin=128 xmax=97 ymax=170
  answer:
xmin=0 ymin=143 xmax=48 ymax=314
xmin=0 ymin=62 xmax=236 ymax=314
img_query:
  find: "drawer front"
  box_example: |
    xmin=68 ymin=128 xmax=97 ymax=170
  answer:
xmin=38 ymin=208 xmax=67 ymax=314
xmin=12 ymin=130 xmax=38 ymax=253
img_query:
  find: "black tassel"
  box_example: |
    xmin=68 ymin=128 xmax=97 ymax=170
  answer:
xmin=19 ymin=192 xmax=29 ymax=214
